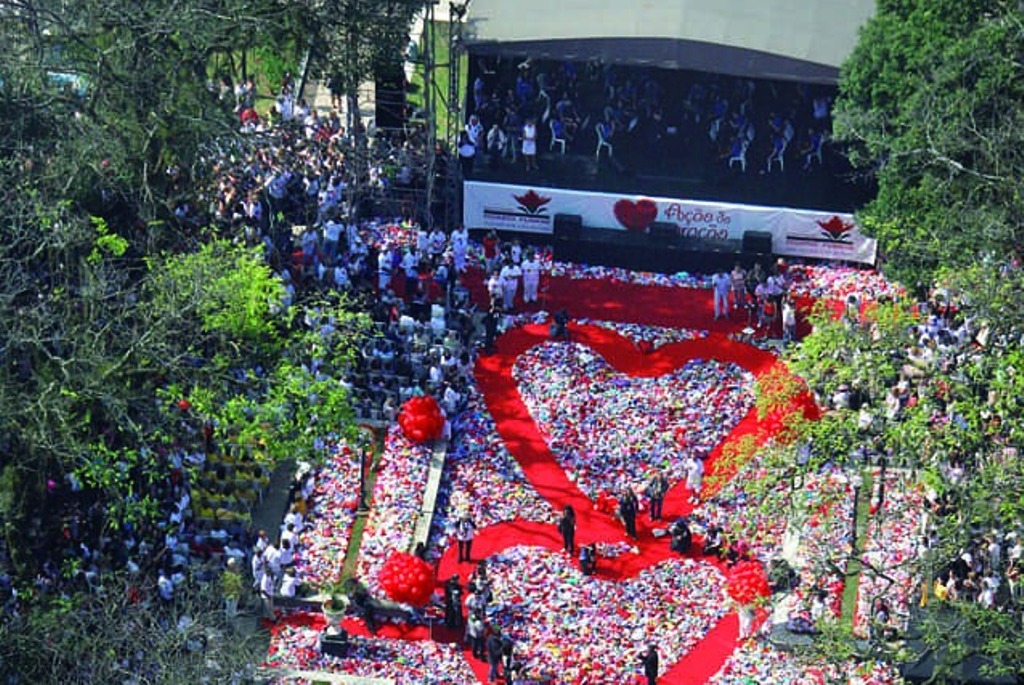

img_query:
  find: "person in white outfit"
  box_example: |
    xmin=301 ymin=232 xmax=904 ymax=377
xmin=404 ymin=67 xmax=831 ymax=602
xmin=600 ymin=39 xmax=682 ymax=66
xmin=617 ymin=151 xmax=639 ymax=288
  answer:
xmin=712 ymin=271 xmax=732 ymax=320
xmin=500 ymin=259 xmax=521 ymax=310
xmin=686 ymin=455 xmax=704 ymax=504
xmin=487 ymin=270 xmax=504 ymax=309
xmin=450 ymin=225 xmax=469 ymax=273
xmin=521 ymin=250 xmax=541 ymax=303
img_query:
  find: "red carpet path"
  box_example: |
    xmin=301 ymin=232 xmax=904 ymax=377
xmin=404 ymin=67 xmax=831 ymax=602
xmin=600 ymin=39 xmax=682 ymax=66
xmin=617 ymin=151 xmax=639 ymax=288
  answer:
xmin=447 ymin=320 xmax=792 ymax=685
xmin=459 ymin=268 xmax=820 ymax=337
xmin=299 ymin=273 xmax=816 ymax=684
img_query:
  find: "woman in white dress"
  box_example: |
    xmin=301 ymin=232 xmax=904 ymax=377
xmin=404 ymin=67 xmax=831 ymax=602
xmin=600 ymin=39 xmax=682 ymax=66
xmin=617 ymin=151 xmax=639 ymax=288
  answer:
xmin=686 ymin=454 xmax=704 ymax=504
xmin=522 ymin=118 xmax=538 ymax=170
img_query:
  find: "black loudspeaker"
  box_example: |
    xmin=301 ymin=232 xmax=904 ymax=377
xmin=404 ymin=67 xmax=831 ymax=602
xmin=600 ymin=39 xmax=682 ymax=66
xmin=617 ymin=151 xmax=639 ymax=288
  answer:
xmin=742 ymin=230 xmax=773 ymax=254
xmin=554 ymin=213 xmax=582 ymax=240
xmin=321 ymin=631 xmax=350 ymax=658
xmin=649 ymin=222 xmax=678 ymax=243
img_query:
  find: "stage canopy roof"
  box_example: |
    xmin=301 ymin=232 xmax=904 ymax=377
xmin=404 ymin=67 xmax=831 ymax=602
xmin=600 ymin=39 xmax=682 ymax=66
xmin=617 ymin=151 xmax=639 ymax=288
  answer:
xmin=463 ymin=0 xmax=875 ymax=84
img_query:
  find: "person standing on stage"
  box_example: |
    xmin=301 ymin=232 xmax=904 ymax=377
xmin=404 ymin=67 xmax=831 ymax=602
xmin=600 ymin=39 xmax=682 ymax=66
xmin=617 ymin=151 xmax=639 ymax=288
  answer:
xmin=558 ymin=504 xmax=576 ymax=554
xmin=522 ymin=117 xmax=538 ymax=171
xmin=487 ymin=270 xmax=504 ymax=309
xmin=521 ymin=249 xmax=541 ymax=303
xmin=730 ymin=263 xmax=747 ymax=311
xmin=482 ymin=230 xmax=500 ymax=272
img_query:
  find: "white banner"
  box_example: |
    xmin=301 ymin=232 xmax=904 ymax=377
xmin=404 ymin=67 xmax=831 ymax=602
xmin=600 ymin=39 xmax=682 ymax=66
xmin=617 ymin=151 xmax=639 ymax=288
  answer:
xmin=463 ymin=181 xmax=877 ymax=265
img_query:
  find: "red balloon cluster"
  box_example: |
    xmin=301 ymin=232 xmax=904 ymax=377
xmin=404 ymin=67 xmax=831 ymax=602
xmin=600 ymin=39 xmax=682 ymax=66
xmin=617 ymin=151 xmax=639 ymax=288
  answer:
xmin=378 ymin=552 xmax=435 ymax=607
xmin=398 ymin=396 xmax=445 ymax=443
xmin=726 ymin=560 xmax=771 ymax=606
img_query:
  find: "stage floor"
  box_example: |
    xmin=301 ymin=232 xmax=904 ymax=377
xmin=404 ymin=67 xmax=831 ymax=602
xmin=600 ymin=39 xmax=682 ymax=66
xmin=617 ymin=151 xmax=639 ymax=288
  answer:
xmin=467 ymin=142 xmax=874 ymax=213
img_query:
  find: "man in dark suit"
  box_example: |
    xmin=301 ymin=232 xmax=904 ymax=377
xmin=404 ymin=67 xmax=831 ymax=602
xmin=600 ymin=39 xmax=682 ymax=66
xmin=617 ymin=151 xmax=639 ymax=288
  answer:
xmin=641 ymin=643 xmax=660 ymax=685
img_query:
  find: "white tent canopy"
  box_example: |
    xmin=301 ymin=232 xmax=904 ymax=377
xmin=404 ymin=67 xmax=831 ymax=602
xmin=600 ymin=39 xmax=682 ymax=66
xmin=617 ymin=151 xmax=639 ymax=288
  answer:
xmin=464 ymin=0 xmax=875 ymax=84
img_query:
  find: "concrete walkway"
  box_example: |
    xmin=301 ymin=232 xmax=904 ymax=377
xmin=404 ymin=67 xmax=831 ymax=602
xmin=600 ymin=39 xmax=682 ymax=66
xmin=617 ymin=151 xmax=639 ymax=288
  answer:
xmin=254 ymin=435 xmax=448 ymax=684
xmin=411 ymin=438 xmax=448 ymax=551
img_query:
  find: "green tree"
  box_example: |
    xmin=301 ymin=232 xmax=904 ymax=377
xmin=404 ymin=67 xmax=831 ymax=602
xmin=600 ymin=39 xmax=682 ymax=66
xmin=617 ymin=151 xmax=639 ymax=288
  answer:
xmin=0 ymin=571 xmax=262 ymax=684
xmin=749 ymin=286 xmax=1024 ymax=678
xmin=834 ymin=0 xmax=1024 ymax=283
xmin=145 ymin=240 xmax=286 ymax=349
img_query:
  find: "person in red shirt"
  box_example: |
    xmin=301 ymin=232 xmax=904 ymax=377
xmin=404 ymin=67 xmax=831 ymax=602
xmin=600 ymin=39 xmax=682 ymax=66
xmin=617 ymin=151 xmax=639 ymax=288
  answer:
xmin=482 ymin=230 xmax=500 ymax=272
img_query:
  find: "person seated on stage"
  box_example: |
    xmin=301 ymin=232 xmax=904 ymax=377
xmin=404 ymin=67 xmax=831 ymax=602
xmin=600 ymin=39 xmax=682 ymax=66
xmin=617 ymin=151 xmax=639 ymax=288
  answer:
xmin=579 ymin=543 xmax=597 ymax=576
xmin=703 ymin=524 xmax=724 ymax=558
xmin=669 ymin=517 xmax=693 ymax=555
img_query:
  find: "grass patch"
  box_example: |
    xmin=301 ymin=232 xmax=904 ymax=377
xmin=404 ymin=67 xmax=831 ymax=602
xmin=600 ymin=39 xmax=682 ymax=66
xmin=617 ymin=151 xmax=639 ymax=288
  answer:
xmin=339 ymin=431 xmax=386 ymax=581
xmin=840 ymin=469 xmax=874 ymax=623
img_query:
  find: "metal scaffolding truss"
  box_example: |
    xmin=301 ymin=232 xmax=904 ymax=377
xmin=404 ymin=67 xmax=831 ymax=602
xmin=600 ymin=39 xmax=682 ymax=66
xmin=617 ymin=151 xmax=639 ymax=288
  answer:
xmin=421 ymin=1 xmax=468 ymax=229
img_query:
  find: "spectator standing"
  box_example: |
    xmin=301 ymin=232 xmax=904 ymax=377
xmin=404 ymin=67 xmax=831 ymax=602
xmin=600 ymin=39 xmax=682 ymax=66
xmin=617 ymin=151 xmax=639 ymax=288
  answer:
xmin=558 ymin=505 xmax=576 ymax=554
xmin=712 ymin=271 xmax=732 ymax=320
xmin=456 ymin=514 xmax=476 ymax=563
xmin=521 ymin=250 xmax=541 ymax=304
xmin=486 ymin=626 xmax=504 ymax=683
xmin=641 ymin=644 xmax=659 ymax=685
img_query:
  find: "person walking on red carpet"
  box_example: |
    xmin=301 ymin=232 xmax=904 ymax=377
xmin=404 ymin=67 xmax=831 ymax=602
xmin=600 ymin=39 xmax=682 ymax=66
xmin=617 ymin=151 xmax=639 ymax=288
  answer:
xmin=558 ymin=504 xmax=576 ymax=554
xmin=456 ymin=514 xmax=476 ymax=562
xmin=486 ymin=626 xmax=504 ymax=683
xmin=685 ymin=454 xmax=705 ymax=504
xmin=619 ymin=487 xmax=639 ymax=538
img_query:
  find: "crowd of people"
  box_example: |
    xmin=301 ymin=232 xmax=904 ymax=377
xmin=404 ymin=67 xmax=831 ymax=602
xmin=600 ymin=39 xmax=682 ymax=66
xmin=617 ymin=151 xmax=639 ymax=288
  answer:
xmin=464 ymin=56 xmax=837 ymax=179
xmin=7 ymin=62 xmax=1021 ymax=685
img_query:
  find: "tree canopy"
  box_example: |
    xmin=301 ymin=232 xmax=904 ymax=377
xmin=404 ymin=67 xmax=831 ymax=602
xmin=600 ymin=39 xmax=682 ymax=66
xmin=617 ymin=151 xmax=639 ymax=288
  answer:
xmin=834 ymin=0 xmax=1024 ymax=283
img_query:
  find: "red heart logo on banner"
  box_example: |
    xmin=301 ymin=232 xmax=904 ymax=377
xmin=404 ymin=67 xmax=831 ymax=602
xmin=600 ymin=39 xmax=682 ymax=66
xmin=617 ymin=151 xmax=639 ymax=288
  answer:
xmin=613 ymin=198 xmax=658 ymax=232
